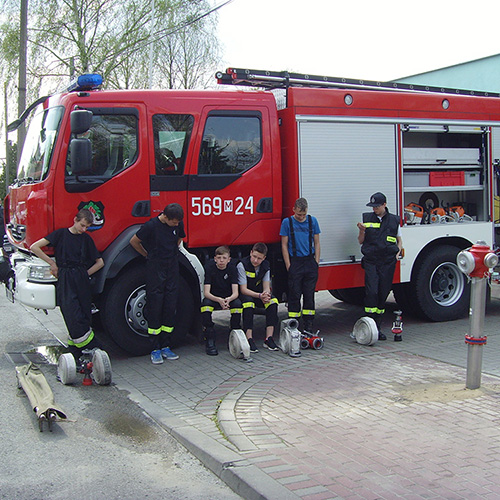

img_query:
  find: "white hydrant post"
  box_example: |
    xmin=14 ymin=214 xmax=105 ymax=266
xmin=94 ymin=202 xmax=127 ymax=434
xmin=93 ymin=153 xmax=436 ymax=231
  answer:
xmin=457 ymin=241 xmax=498 ymax=390
xmin=466 ymin=276 xmax=487 ymax=389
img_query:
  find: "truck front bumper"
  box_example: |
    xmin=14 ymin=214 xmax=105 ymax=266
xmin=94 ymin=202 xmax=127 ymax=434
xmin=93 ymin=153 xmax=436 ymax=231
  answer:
xmin=5 ymin=252 xmax=56 ymax=310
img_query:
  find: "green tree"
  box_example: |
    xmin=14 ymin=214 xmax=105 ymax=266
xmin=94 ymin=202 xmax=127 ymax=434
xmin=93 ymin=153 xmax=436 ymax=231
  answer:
xmin=0 ymin=164 xmax=6 ymax=202
xmin=0 ymin=0 xmax=222 ymax=172
xmin=143 ymin=0 xmax=221 ymax=90
xmin=0 ymin=0 xmax=221 ymax=93
xmin=0 ymin=140 xmax=17 ymax=201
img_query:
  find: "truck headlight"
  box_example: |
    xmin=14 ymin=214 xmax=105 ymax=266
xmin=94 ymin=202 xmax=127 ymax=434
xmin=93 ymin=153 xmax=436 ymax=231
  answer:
xmin=28 ymin=265 xmax=56 ymax=282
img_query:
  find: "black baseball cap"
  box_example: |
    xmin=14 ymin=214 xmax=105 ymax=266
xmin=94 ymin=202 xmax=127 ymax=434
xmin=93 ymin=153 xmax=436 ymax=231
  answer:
xmin=366 ymin=192 xmax=387 ymax=207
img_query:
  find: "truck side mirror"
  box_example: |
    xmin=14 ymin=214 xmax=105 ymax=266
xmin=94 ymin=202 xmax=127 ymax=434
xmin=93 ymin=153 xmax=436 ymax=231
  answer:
xmin=70 ymin=138 xmax=92 ymax=175
xmin=70 ymin=109 xmax=93 ymax=135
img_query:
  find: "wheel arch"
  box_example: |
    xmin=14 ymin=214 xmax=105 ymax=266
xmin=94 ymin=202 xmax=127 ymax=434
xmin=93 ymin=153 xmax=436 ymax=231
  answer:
xmin=94 ymin=225 xmax=142 ymax=294
xmin=410 ymin=236 xmax=471 ymax=280
xmin=99 ymin=248 xmax=203 ymax=354
xmin=95 ymin=225 xmax=203 ymax=306
xmin=409 ymin=237 xmax=472 ymax=321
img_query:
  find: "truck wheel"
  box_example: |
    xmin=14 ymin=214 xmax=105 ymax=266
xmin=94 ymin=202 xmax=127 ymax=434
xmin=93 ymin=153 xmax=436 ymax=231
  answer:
xmin=328 ymin=289 xmax=345 ymax=301
xmin=411 ymin=245 xmax=469 ymax=321
xmin=328 ymin=287 xmax=365 ymax=306
xmin=102 ymin=265 xmax=195 ymax=356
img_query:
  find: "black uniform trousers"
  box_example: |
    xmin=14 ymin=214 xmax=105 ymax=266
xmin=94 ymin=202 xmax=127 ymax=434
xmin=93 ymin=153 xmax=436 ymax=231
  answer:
xmin=57 ymin=266 xmax=96 ymax=352
xmin=241 ymin=295 xmax=278 ymax=332
xmin=363 ymin=257 xmax=397 ymax=328
xmin=145 ymin=258 xmax=179 ymax=350
xmin=288 ymin=256 xmax=318 ymax=330
xmin=201 ymin=298 xmax=242 ymax=330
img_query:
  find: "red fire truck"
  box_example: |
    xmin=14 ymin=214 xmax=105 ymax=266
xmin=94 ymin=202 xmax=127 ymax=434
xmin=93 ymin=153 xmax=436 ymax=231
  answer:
xmin=3 ymin=69 xmax=499 ymax=354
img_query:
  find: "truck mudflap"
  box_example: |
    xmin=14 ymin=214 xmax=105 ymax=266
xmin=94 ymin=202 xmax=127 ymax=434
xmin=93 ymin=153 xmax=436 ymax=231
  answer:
xmin=6 ymin=253 xmax=56 ymax=309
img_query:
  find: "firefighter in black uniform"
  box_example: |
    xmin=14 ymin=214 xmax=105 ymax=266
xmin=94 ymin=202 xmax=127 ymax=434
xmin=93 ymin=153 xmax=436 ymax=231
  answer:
xmin=30 ymin=209 xmax=104 ymax=357
xmin=357 ymin=192 xmax=403 ymax=340
xmin=130 ymin=203 xmax=185 ymax=364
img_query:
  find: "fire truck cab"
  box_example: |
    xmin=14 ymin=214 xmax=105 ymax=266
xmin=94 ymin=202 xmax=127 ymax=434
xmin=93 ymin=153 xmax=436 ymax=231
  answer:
xmin=4 ymin=74 xmax=284 ymax=354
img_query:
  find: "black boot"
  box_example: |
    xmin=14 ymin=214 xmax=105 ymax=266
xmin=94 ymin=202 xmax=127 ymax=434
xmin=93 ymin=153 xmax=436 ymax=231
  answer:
xmin=368 ymin=313 xmax=386 ymax=341
xmin=303 ymin=318 xmax=313 ymax=334
xmin=374 ymin=314 xmax=386 ymax=340
xmin=204 ymin=328 xmax=218 ymax=356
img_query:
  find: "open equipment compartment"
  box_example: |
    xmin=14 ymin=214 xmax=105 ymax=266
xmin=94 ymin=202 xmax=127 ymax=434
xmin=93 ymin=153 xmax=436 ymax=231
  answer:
xmin=402 ymin=124 xmax=488 ymax=222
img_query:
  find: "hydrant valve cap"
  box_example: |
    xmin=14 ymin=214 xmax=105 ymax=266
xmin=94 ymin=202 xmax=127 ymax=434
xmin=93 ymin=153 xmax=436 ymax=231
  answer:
xmin=457 ymin=251 xmax=475 ymax=275
xmin=484 ymin=252 xmax=499 ymax=269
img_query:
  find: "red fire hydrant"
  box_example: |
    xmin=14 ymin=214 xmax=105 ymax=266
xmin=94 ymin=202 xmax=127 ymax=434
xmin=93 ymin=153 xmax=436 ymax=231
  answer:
xmin=457 ymin=241 xmax=498 ymax=389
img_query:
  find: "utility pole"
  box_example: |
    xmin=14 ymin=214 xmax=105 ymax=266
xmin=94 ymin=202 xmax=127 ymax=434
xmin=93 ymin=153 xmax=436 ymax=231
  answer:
xmin=148 ymin=0 xmax=156 ymax=89
xmin=17 ymin=0 xmax=28 ymax=164
xmin=4 ymin=83 xmax=9 ymax=190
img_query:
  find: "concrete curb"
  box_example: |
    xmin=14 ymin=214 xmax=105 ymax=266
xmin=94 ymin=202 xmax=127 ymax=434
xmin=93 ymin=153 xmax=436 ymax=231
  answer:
xmin=118 ymin=378 xmax=299 ymax=500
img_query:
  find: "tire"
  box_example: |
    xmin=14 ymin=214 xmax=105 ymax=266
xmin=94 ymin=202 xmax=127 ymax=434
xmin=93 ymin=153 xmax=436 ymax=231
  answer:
xmin=411 ymin=245 xmax=470 ymax=321
xmin=329 ymin=287 xmax=365 ymax=306
xmin=328 ymin=289 xmax=345 ymax=301
xmin=102 ymin=265 xmax=195 ymax=356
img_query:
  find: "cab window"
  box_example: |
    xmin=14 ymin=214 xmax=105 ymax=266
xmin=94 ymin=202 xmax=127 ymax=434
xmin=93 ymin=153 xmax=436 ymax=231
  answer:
xmin=153 ymin=114 xmax=194 ymax=176
xmin=66 ymin=112 xmax=138 ymax=178
xmin=198 ymin=114 xmax=262 ymax=175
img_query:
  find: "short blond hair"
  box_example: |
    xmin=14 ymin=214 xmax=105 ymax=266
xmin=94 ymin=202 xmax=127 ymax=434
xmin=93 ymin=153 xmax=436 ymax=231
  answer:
xmin=215 ymin=245 xmax=230 ymax=256
xmin=294 ymin=198 xmax=308 ymax=211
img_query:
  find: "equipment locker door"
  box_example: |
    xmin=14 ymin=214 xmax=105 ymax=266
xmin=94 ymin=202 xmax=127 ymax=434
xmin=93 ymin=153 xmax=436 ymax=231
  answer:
xmin=297 ymin=119 xmax=398 ymax=264
xmin=491 ymin=127 xmax=500 ymax=239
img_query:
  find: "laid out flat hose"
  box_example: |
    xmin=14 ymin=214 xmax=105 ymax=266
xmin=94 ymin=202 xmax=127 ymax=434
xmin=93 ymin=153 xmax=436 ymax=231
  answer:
xmin=16 ymin=363 xmax=67 ymax=420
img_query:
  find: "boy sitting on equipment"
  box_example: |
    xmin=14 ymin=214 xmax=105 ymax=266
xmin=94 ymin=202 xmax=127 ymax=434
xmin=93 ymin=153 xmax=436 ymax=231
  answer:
xmin=201 ymin=246 xmax=242 ymax=356
xmin=237 ymin=242 xmax=279 ymax=352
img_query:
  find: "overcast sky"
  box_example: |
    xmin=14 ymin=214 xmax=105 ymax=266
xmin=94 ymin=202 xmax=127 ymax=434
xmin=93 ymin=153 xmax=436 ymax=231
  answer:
xmin=216 ymin=0 xmax=500 ymax=82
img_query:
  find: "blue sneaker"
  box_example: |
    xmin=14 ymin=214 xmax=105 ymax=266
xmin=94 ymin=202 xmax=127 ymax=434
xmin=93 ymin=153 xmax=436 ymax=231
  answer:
xmin=161 ymin=347 xmax=179 ymax=360
xmin=150 ymin=349 xmax=163 ymax=364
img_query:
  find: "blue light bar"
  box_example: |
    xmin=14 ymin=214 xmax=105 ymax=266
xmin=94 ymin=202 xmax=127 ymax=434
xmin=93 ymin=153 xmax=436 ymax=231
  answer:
xmin=66 ymin=74 xmax=103 ymax=92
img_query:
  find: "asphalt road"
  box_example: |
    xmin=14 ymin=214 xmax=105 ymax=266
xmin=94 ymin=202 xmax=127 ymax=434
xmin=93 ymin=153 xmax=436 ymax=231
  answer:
xmin=0 ymin=293 xmax=241 ymax=500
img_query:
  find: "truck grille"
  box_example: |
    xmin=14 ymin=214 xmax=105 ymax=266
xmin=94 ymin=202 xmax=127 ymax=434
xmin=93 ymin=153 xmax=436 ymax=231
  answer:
xmin=8 ymin=224 xmax=26 ymax=241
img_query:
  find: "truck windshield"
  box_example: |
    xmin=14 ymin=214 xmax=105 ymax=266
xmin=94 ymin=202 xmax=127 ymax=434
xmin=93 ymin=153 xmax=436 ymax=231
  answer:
xmin=17 ymin=106 xmax=64 ymax=182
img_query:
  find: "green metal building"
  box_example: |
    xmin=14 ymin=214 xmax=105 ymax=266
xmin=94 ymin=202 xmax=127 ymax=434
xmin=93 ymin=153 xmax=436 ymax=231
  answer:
xmin=393 ymin=53 xmax=500 ymax=94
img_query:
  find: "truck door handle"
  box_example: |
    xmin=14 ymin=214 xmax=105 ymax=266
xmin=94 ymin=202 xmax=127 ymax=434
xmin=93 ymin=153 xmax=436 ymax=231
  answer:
xmin=256 ymin=197 xmax=273 ymax=213
xmin=131 ymin=201 xmax=150 ymax=217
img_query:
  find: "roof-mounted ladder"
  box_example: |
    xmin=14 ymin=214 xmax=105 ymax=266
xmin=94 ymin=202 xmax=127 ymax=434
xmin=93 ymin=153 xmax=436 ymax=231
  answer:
xmin=216 ymin=67 xmax=499 ymax=98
